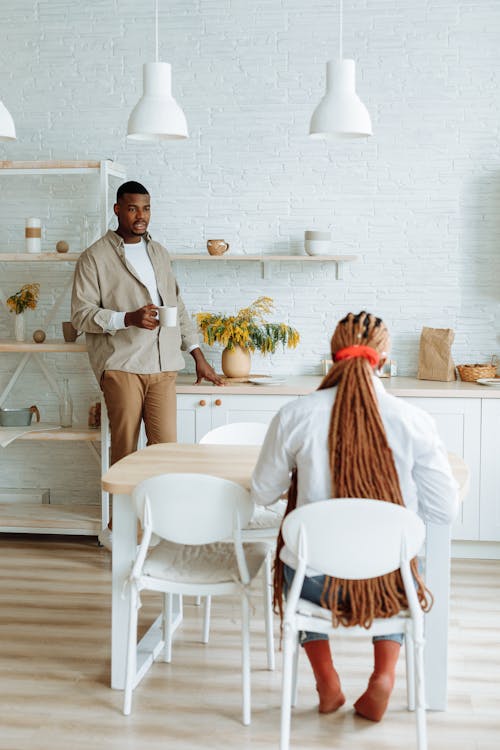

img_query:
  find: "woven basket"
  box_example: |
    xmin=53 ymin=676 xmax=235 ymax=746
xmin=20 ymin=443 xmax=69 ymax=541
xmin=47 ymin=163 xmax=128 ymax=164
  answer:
xmin=457 ymin=363 xmax=497 ymax=382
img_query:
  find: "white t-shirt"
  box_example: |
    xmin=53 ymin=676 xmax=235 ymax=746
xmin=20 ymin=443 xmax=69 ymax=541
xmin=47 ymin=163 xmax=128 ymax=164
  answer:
xmin=108 ymin=239 xmax=161 ymax=330
xmin=250 ymin=375 xmax=459 ymax=573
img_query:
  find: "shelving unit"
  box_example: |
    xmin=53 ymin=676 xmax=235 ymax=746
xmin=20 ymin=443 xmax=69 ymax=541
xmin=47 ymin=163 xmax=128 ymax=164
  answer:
xmin=169 ymin=253 xmax=358 ymax=280
xmin=0 ymin=160 xmax=126 ymax=535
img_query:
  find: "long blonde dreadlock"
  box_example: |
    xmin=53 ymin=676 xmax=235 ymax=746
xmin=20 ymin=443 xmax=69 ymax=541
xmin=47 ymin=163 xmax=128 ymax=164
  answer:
xmin=273 ymin=311 xmax=432 ymax=629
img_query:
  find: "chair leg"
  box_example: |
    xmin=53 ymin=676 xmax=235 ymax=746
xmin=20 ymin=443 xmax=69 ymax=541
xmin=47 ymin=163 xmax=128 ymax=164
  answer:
xmin=241 ymin=593 xmax=251 ymax=726
xmin=262 ymin=552 xmax=275 ymax=670
xmin=162 ymin=593 xmax=173 ymax=663
xmin=291 ymin=635 xmax=299 ymax=707
xmin=406 ymin=629 xmax=416 ymax=711
xmin=414 ymin=623 xmax=427 ymax=750
xmin=280 ymin=623 xmax=295 ymax=750
xmin=123 ymin=586 xmax=139 ymax=716
xmin=202 ymin=595 xmax=212 ymax=644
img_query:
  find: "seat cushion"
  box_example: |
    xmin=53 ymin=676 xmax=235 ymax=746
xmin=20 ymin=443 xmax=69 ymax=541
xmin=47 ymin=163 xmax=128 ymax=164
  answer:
xmin=142 ymin=540 xmax=269 ymax=584
xmin=246 ymin=500 xmax=286 ymax=530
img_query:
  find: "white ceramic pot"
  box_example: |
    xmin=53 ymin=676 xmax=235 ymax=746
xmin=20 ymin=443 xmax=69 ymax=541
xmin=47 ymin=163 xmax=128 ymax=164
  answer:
xmin=304 ymin=240 xmax=333 ymax=256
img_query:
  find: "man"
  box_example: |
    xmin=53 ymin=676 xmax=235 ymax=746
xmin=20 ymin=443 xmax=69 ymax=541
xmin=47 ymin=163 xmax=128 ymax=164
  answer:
xmin=71 ymin=180 xmax=223 ymax=549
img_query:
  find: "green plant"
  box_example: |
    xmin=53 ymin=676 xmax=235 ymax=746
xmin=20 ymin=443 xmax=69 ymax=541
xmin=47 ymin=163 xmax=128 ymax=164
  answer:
xmin=197 ymin=296 xmax=300 ymax=354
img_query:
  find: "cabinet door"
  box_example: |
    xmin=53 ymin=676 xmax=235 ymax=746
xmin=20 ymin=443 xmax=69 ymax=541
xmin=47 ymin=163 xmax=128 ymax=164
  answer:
xmin=208 ymin=394 xmax=297 ymax=435
xmin=402 ymin=397 xmax=481 ymax=541
xmin=176 ymin=394 xmax=212 ymax=443
xmin=479 ymin=401 xmax=500 ymax=541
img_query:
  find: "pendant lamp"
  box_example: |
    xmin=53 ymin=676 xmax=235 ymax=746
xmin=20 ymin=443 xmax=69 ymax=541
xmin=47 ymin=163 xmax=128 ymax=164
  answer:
xmin=309 ymin=0 xmax=372 ymax=139
xmin=0 ymin=98 xmax=16 ymax=141
xmin=127 ymin=0 xmax=188 ymax=141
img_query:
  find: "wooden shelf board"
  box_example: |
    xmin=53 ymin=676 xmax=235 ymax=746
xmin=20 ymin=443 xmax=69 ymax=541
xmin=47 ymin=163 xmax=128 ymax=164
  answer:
xmin=0 ymin=340 xmax=87 ymax=352
xmin=0 ymin=253 xmax=82 ymax=262
xmin=170 ymin=253 xmax=358 ymax=262
xmin=0 ymin=160 xmax=102 ymax=170
xmin=0 ymin=503 xmax=100 ymax=534
xmin=0 ymin=160 xmax=126 ymax=177
xmin=17 ymin=426 xmax=101 ymax=442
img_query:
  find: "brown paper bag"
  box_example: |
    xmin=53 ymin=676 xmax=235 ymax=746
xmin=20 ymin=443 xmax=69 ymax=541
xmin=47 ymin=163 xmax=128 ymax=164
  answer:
xmin=417 ymin=327 xmax=456 ymax=381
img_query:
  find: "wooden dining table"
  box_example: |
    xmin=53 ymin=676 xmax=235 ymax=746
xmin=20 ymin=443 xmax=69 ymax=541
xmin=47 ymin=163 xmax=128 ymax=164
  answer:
xmin=102 ymin=444 xmax=469 ymax=711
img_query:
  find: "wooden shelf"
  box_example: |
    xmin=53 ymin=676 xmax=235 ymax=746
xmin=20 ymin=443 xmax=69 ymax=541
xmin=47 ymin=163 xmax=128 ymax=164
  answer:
xmin=170 ymin=253 xmax=357 ymax=262
xmin=0 ymin=503 xmax=100 ymax=534
xmin=0 ymin=253 xmax=81 ymax=261
xmin=0 ymin=339 xmax=86 ymax=352
xmin=16 ymin=426 xmax=101 ymax=442
xmin=170 ymin=253 xmax=357 ymax=279
xmin=0 ymin=159 xmax=126 ymax=177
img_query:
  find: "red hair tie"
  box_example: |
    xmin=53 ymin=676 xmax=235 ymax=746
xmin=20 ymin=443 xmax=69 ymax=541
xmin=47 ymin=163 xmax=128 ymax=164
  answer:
xmin=334 ymin=344 xmax=380 ymax=368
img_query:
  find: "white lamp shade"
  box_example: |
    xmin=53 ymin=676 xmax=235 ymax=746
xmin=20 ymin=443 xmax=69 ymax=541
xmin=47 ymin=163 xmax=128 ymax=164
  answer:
xmin=310 ymin=59 xmax=372 ymax=139
xmin=127 ymin=62 xmax=188 ymax=141
xmin=0 ymin=99 xmax=16 ymax=141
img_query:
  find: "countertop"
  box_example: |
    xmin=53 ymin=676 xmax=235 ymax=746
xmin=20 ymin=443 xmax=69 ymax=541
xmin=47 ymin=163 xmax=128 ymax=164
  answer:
xmin=176 ymin=374 xmax=500 ymax=398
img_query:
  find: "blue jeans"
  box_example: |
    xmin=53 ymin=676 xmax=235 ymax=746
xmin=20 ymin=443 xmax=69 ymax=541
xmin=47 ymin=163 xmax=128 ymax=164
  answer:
xmin=283 ymin=563 xmax=404 ymax=646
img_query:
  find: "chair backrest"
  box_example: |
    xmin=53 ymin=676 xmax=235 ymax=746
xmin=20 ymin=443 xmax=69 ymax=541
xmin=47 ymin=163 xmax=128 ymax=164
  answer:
xmin=132 ymin=473 xmax=253 ymax=545
xmin=282 ymin=498 xmax=425 ymax=580
xmin=199 ymin=421 xmax=269 ymax=445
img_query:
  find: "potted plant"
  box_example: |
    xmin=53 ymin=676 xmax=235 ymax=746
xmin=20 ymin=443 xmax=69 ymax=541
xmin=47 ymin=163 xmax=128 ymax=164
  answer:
xmin=196 ymin=296 xmax=300 ymax=378
xmin=6 ymin=283 xmax=40 ymax=342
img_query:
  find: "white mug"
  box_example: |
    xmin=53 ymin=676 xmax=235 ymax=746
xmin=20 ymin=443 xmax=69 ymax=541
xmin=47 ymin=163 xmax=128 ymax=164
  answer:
xmin=158 ymin=306 xmax=177 ymax=327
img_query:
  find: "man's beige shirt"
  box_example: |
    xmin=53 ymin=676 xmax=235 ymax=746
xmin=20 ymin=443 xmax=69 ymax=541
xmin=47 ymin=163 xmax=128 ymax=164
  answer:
xmin=71 ymin=230 xmax=199 ymax=382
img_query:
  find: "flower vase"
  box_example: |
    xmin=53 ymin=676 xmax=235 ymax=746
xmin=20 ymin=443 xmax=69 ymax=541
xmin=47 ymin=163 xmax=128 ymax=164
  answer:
xmin=221 ymin=345 xmax=252 ymax=378
xmin=14 ymin=313 xmax=26 ymax=342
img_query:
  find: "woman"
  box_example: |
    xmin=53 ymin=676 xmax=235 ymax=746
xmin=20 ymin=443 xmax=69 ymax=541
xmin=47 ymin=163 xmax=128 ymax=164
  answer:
xmin=250 ymin=311 xmax=458 ymax=722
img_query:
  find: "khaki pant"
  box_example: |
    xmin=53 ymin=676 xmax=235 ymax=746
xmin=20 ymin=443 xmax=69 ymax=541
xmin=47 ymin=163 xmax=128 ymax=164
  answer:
xmin=101 ymin=370 xmax=177 ymax=465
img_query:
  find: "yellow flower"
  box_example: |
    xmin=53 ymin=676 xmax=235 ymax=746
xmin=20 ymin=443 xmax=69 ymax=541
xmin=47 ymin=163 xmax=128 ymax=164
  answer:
xmin=196 ymin=297 xmax=300 ymax=355
xmin=6 ymin=283 xmax=40 ymax=315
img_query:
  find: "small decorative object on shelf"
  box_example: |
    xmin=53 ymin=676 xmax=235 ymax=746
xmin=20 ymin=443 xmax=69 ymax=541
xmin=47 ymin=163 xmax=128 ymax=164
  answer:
xmin=56 ymin=240 xmax=69 ymax=253
xmin=197 ymin=296 xmax=300 ymax=378
xmin=59 ymin=378 xmax=73 ymax=428
xmin=6 ymin=282 xmax=40 ymax=342
xmin=88 ymin=396 xmax=101 ymax=429
xmin=206 ymin=239 xmax=229 ymax=256
xmin=62 ymin=321 xmax=79 ymax=342
xmin=25 ymin=218 xmax=42 ymax=253
xmin=32 ymin=329 xmax=46 ymax=343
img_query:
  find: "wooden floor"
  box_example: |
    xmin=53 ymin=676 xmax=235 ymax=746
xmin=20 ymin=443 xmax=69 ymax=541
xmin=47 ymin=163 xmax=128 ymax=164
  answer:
xmin=0 ymin=536 xmax=499 ymax=750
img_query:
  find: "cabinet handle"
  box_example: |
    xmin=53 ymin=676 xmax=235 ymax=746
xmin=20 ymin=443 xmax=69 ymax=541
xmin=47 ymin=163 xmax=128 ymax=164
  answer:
xmin=215 ymin=399 xmax=222 ymax=406
xmin=199 ymin=400 xmax=206 ymax=407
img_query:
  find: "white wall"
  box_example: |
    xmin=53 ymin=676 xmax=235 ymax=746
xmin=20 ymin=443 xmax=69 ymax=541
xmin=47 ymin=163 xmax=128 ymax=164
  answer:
xmin=1 ymin=1 xmax=499 ymax=502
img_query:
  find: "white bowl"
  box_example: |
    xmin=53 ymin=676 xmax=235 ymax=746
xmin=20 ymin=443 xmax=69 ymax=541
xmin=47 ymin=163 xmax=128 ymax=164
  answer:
xmin=304 ymin=239 xmax=333 ymax=256
xmin=305 ymin=230 xmax=331 ymax=241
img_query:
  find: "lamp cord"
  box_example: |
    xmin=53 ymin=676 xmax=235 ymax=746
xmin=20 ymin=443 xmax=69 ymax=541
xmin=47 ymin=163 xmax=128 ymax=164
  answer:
xmin=339 ymin=0 xmax=343 ymax=60
xmin=155 ymin=0 xmax=159 ymax=62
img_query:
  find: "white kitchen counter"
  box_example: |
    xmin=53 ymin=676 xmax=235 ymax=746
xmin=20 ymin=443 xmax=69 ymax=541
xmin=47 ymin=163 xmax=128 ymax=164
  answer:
xmin=176 ymin=374 xmax=500 ymax=397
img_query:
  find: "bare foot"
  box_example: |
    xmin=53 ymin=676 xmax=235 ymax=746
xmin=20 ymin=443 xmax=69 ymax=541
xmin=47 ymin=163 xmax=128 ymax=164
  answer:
xmin=317 ymin=671 xmax=346 ymax=714
xmin=353 ymin=673 xmax=395 ymax=722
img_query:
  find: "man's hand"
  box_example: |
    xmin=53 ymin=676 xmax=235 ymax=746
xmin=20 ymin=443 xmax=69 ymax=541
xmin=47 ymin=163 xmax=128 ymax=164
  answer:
xmin=124 ymin=304 xmax=159 ymax=330
xmin=190 ymin=348 xmax=225 ymax=386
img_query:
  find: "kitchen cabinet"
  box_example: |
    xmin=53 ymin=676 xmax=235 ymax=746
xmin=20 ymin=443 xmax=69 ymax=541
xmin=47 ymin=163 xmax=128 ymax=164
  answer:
xmin=479 ymin=400 xmax=500 ymax=542
xmin=176 ymin=393 xmax=297 ymax=443
xmin=401 ymin=397 xmax=481 ymax=540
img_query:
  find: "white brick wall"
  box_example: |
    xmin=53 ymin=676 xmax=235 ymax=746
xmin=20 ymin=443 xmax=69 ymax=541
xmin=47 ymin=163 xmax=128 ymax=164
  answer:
xmin=1 ymin=1 xmax=499 ymax=503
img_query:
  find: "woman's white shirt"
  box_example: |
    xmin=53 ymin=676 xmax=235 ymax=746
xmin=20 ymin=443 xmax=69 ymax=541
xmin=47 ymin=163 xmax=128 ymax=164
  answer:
xmin=250 ymin=376 xmax=459 ymax=572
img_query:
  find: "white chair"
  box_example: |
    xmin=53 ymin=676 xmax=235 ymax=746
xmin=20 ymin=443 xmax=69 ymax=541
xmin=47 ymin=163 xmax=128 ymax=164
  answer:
xmin=199 ymin=421 xmax=270 ymax=445
xmin=123 ymin=472 xmax=270 ymax=725
xmin=280 ymin=499 xmax=427 ymax=750
xmin=199 ymin=421 xmax=284 ymax=670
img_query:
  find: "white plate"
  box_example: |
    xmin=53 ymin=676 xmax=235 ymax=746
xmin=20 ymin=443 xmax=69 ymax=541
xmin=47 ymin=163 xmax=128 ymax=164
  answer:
xmin=248 ymin=377 xmax=287 ymax=386
xmin=476 ymin=378 xmax=500 ymax=386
